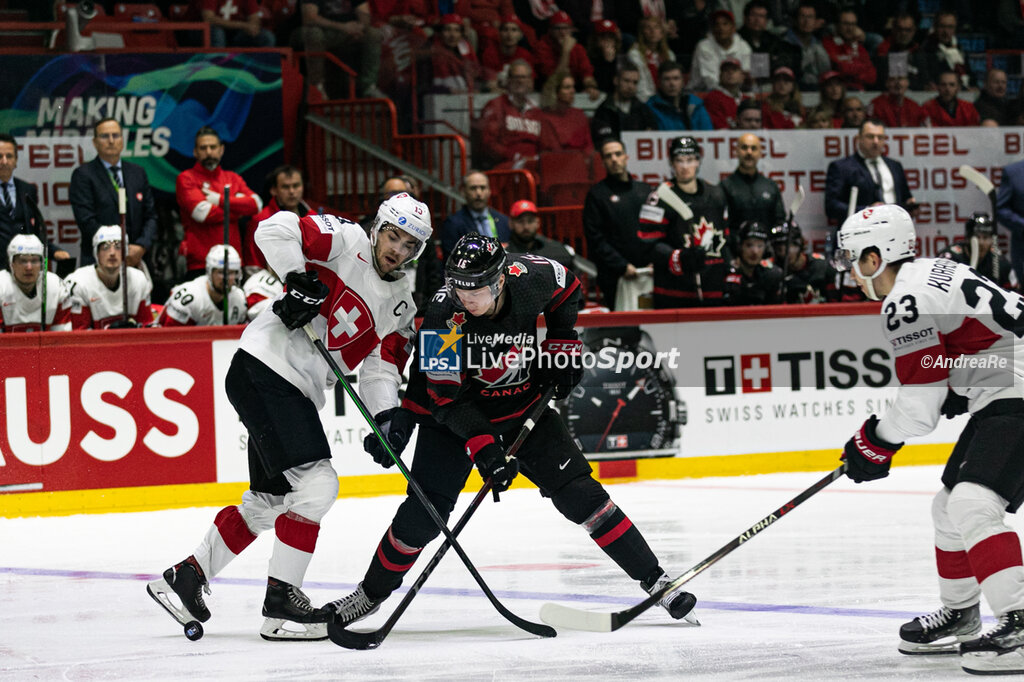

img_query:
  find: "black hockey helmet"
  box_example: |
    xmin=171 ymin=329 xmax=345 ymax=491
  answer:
xmin=669 ymin=135 xmax=701 ymax=162
xmin=738 ymin=220 xmax=770 ymax=243
xmin=965 ymin=212 xmax=995 ymax=238
xmin=445 ymin=234 xmax=507 ymax=305
xmin=769 ymin=220 xmax=804 ymax=247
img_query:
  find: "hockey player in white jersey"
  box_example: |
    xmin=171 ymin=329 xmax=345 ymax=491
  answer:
xmin=0 ymin=234 xmax=73 ymax=332
xmin=158 ymin=245 xmax=247 ymax=326
xmin=147 ymin=193 xmax=431 ymax=641
xmin=833 ymin=205 xmax=1024 ymax=674
xmin=66 ymin=225 xmax=154 ymax=329
xmin=242 ymin=267 xmax=283 ymax=321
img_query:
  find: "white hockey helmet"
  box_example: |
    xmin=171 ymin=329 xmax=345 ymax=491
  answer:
xmin=833 ymin=204 xmax=916 ymax=300
xmin=7 ymin=233 xmax=44 ymax=266
xmin=205 ymin=244 xmax=241 ymax=279
xmin=370 ymin=192 xmax=432 ymax=261
xmin=93 ymin=225 xmax=124 ymax=263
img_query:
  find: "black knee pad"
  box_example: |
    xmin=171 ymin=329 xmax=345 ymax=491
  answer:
xmin=390 ymin=490 xmax=455 ymax=548
xmin=549 ymin=475 xmax=611 ymax=525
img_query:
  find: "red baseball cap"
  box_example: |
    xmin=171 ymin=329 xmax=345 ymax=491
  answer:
xmin=549 ymin=11 xmax=573 ymax=27
xmin=593 ymin=19 xmax=618 ymax=35
xmin=820 ymin=70 xmax=842 ymax=84
xmin=710 ymin=9 xmax=735 ymax=24
xmin=510 ymin=200 xmax=538 ymax=218
xmin=500 ymin=14 xmax=523 ymax=30
xmin=440 ymin=13 xmax=462 ymax=26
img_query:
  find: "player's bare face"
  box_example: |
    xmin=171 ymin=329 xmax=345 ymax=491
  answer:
xmin=11 ymin=254 xmax=40 ymax=288
xmin=374 ymin=228 xmax=417 ymax=275
xmin=601 ymin=143 xmax=628 ymax=179
xmin=194 ymin=135 xmax=224 ymax=171
xmin=672 ymin=155 xmax=700 ymax=183
xmin=93 ymin=121 xmax=124 ymax=164
xmin=272 ymin=172 xmax=304 ymax=211
xmin=97 ymin=241 xmax=121 ymax=274
xmin=740 ymin=239 xmax=765 ymax=267
xmin=0 ymin=141 xmax=16 ymax=183
xmin=456 ymin=284 xmax=499 ymax=317
xmin=209 ymin=269 xmax=238 ymax=294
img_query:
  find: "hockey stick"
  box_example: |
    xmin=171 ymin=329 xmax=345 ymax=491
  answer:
xmin=23 ymin=192 xmax=48 ymax=330
xmin=656 ymin=181 xmax=702 ymax=301
xmin=222 ymin=185 xmax=230 ymax=325
xmin=847 ymin=185 xmax=859 ymax=218
xmin=960 ymin=164 xmax=998 ymax=234
xmin=539 ymin=464 xmax=847 ymax=632
xmin=328 ymin=387 xmax=556 ymax=650
xmin=779 ymin=185 xmax=805 ymax=302
xmin=302 ymin=324 xmax=556 ymax=640
xmin=118 ymin=188 xmax=129 ymax=324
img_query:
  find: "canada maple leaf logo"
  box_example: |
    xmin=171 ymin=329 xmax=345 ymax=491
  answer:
xmin=475 ymin=345 xmax=529 ymax=387
xmin=448 ymin=311 xmax=466 ymax=327
xmin=508 ymin=262 xmax=526 ymax=277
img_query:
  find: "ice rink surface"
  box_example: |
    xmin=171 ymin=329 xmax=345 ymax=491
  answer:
xmin=1 ymin=464 xmax=1012 ymax=681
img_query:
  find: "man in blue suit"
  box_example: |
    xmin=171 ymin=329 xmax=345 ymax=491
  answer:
xmin=69 ymin=118 xmax=158 ymax=267
xmin=825 ymin=119 xmax=917 ymax=224
xmin=997 ymin=157 xmax=1024 ymax=284
xmin=440 ymin=170 xmax=510 ymax=260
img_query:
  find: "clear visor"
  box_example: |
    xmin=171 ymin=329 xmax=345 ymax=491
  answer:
xmin=448 ymin=280 xmax=500 ymax=311
xmin=831 ymin=248 xmax=856 ymax=272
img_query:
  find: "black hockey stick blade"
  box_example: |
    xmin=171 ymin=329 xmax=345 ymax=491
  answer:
xmin=328 ymin=388 xmax=556 ymax=649
xmin=539 ymin=465 xmax=847 ymax=632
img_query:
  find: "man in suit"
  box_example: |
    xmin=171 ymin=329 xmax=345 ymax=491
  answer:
xmin=825 ymin=119 xmax=918 ymax=224
xmin=0 ymin=133 xmax=69 ymax=271
xmin=996 ymin=158 xmax=1024 ymax=284
xmin=439 ymin=170 xmax=510 ymax=260
xmin=70 ymin=118 xmax=158 ymax=268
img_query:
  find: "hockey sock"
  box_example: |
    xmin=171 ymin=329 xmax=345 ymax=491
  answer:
xmin=268 ymin=511 xmax=320 ymax=588
xmin=362 ymin=525 xmax=424 ymax=601
xmin=193 ymin=505 xmax=258 ymax=579
xmin=932 ymin=488 xmax=981 ymax=608
xmin=581 ymin=500 xmax=659 ymax=581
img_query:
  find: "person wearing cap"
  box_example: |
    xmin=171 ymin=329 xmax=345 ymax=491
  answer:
xmin=590 ymin=62 xmax=660 ymax=146
xmin=429 ymin=14 xmax=481 ymax=94
xmin=688 ymin=9 xmax=752 ymax=92
xmin=440 ymin=170 xmax=511 ymax=259
xmin=625 ymin=15 xmax=677 ymax=103
xmin=587 ymin=18 xmax=623 ymax=96
xmin=869 ymin=74 xmax=927 ymax=128
xmin=738 ymin=0 xmax=801 ymax=80
xmin=480 ymin=14 xmax=535 ymax=90
xmin=505 ymin=199 xmax=574 ymax=271
xmin=824 ymin=119 xmax=916 ymax=224
xmin=782 ymin=2 xmax=830 ymax=92
xmin=760 ymin=66 xmax=803 ymax=129
xmin=822 ymin=8 xmax=876 ymax=91
xmin=535 ymin=10 xmax=601 ymax=100
xmin=702 ymin=57 xmax=747 ymax=129
xmin=815 ymin=69 xmax=847 ymax=125
xmin=646 ymin=61 xmax=713 ymax=131
xmin=937 ymin=213 xmax=1015 ymax=290
xmin=728 ymin=220 xmax=782 ymax=306
xmin=721 ymin=133 xmax=785 ymax=237
xmin=474 ymin=58 xmax=543 ymax=168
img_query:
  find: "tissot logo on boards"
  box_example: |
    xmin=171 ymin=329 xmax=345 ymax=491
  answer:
xmin=703 ymin=349 xmax=893 ymax=395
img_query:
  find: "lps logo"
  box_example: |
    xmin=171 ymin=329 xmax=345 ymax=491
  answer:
xmin=704 ymin=354 xmax=772 ymax=395
xmin=419 ymin=326 xmax=463 ymax=372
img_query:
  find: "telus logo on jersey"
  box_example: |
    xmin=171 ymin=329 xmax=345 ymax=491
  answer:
xmin=703 ymin=348 xmax=893 ymax=395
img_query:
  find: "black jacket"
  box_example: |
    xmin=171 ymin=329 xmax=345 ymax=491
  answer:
xmin=720 ymin=171 xmax=786 ymax=235
xmin=0 ymin=177 xmax=56 ymax=269
xmin=590 ymin=96 xmax=659 ymax=146
xmin=582 ymin=174 xmax=654 ymax=308
xmin=69 ymin=157 xmax=158 ymax=265
xmin=824 ymin=153 xmax=913 ymax=224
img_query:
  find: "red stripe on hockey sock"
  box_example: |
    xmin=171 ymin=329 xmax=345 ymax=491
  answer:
xmin=214 ymin=506 xmax=257 ymax=555
xmin=274 ymin=512 xmax=320 ymax=553
xmin=376 ymin=540 xmax=418 ymax=572
xmin=593 ymin=517 xmax=633 ymax=548
xmin=936 ymin=547 xmax=974 ymax=580
xmin=968 ymin=532 xmax=1024 ymax=584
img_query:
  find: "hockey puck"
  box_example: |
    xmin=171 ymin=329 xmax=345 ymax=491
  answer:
xmin=184 ymin=621 xmax=204 ymax=641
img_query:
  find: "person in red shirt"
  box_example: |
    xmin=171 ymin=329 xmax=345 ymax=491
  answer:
xmin=922 ymin=70 xmax=980 ymax=127
xmin=454 ymin=0 xmax=513 ymax=54
xmin=534 ymin=11 xmax=600 ymax=99
xmin=761 ymin=66 xmax=803 ymax=129
xmin=869 ymin=75 xmax=928 ymax=128
xmin=429 ymin=14 xmax=481 ymax=93
xmin=480 ymin=14 xmax=534 ymax=90
xmin=822 ymin=9 xmax=876 ymax=91
xmin=176 ymin=126 xmax=262 ymax=277
xmin=539 ymin=71 xmax=593 ymax=154
xmin=474 ymin=58 xmax=543 ymax=168
xmin=244 ymin=165 xmax=315 ymax=273
xmin=702 ymin=58 xmax=746 ymax=130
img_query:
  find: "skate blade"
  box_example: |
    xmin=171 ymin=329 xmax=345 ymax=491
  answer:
xmin=682 ymin=609 xmax=701 ymax=627
xmin=962 ymin=650 xmax=1024 ymax=675
xmin=147 ymin=578 xmax=192 ymax=627
xmin=259 ymin=618 xmax=328 ymax=641
xmin=899 ymin=632 xmax=981 ymax=656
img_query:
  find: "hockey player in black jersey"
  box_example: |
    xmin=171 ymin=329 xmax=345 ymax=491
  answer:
xmin=327 ymin=234 xmax=698 ymax=627
xmin=769 ymin=221 xmax=839 ymax=303
xmin=729 ymin=221 xmax=783 ymax=305
xmin=937 ymin=212 xmax=1015 ymax=291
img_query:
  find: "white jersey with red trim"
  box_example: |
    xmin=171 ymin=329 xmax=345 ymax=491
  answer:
xmin=158 ymin=276 xmax=247 ymax=326
xmin=0 ymin=271 xmax=73 ymax=332
xmin=239 ymin=212 xmax=417 ymax=412
xmin=66 ymin=265 xmax=154 ymax=329
xmin=876 ymin=258 xmax=1024 ymax=444
xmin=242 ymin=268 xmax=283 ymax=321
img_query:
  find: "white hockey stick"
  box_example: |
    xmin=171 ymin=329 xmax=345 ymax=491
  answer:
xmin=959 ymin=164 xmax=995 ymax=198
xmin=847 ymin=185 xmax=859 ymax=218
xmin=789 ymin=184 xmax=806 ymax=218
xmin=655 ymin=182 xmax=701 ymax=300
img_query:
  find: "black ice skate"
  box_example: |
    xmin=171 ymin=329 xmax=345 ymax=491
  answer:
xmin=960 ymin=609 xmax=1024 ymax=675
xmin=327 ymin=582 xmax=385 ymax=628
xmin=898 ymin=603 xmax=981 ymax=655
xmin=643 ymin=572 xmax=700 ymax=625
xmin=259 ymin=577 xmax=331 ymax=641
xmin=147 ymin=555 xmax=212 ymax=626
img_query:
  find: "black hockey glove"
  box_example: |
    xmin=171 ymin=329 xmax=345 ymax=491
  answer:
xmin=841 ymin=415 xmax=903 ymax=483
xmin=668 ymin=246 xmax=705 ymax=276
xmin=363 ymin=407 xmax=416 ymax=468
xmin=108 ymin=318 xmax=139 ymax=329
xmin=466 ymin=434 xmax=519 ymax=493
xmin=539 ymin=330 xmax=583 ymax=400
xmin=273 ymin=270 xmax=329 ymax=330
xmin=940 ymin=388 xmax=969 ymax=419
